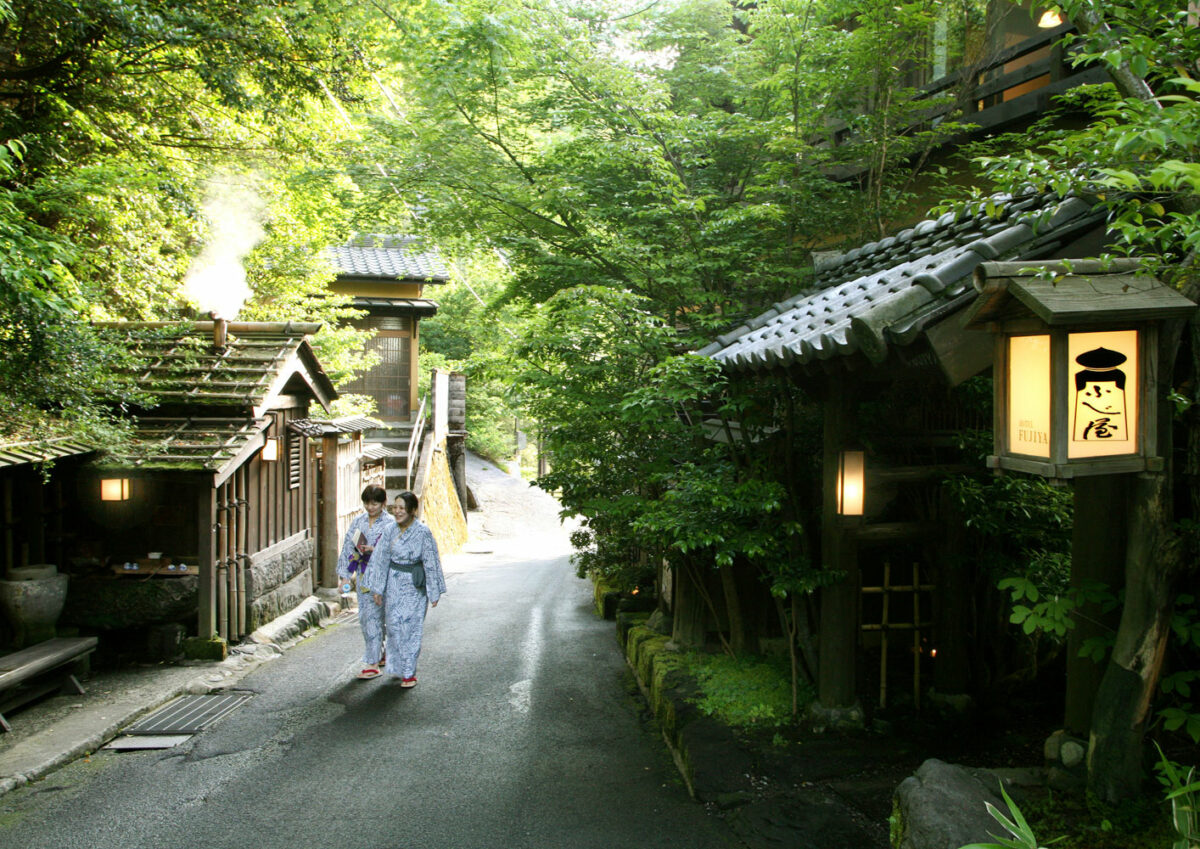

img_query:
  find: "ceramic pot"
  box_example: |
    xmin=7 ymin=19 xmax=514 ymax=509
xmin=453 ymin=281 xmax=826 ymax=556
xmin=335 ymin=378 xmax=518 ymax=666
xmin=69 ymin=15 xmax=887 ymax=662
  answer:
xmin=0 ymin=566 xmax=69 ymax=648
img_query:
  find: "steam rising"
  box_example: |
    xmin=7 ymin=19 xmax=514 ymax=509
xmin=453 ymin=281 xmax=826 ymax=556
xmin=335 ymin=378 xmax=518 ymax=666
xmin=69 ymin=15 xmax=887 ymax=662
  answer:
xmin=184 ymin=175 xmax=266 ymax=319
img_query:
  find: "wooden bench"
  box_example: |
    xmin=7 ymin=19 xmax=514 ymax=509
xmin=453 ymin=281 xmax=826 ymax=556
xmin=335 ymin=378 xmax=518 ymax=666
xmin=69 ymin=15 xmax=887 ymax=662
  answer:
xmin=0 ymin=637 xmax=98 ymax=732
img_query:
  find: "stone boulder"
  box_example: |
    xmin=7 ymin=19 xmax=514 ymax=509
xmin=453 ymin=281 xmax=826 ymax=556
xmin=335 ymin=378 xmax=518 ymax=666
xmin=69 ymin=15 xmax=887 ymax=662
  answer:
xmin=891 ymin=758 xmax=1010 ymax=849
xmin=61 ymin=575 xmax=199 ymax=630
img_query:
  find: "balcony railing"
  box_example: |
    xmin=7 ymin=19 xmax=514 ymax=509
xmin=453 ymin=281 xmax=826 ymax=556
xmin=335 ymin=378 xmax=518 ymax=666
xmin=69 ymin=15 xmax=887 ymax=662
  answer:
xmin=827 ymin=22 xmax=1110 ymax=153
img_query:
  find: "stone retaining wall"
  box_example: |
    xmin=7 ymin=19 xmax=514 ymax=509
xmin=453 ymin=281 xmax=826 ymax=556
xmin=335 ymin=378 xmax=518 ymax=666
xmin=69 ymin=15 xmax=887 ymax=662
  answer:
xmin=246 ymin=532 xmax=314 ymax=630
xmin=616 ymin=611 xmax=755 ymax=805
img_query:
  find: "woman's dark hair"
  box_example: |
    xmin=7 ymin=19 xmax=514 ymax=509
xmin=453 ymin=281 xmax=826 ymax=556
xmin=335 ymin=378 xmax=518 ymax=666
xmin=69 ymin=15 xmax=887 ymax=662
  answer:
xmin=395 ymin=490 xmax=419 ymax=513
xmin=361 ymin=485 xmax=387 ymax=505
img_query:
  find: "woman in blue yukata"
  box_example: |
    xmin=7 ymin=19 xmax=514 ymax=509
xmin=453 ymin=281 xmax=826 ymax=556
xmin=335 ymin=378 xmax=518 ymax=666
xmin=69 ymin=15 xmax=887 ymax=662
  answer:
xmin=336 ymin=485 xmax=398 ymax=680
xmin=360 ymin=489 xmax=446 ymax=688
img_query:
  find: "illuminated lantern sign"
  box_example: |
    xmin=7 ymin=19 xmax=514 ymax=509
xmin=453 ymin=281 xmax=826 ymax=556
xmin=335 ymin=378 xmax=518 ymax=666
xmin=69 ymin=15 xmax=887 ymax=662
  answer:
xmin=837 ymin=449 xmax=865 ymax=516
xmin=965 ymin=260 xmax=1196 ymax=480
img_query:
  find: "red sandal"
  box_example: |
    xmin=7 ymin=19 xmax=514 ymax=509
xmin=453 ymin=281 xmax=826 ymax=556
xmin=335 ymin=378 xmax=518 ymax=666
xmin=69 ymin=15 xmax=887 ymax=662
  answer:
xmin=356 ymin=667 xmax=381 ymax=680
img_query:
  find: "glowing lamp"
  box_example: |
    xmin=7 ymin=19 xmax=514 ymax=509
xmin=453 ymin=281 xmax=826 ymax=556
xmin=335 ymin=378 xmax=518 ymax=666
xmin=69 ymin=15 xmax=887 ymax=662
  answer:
xmin=965 ymin=261 xmax=1196 ymax=479
xmin=261 ymin=437 xmax=280 ymax=462
xmin=1037 ymin=9 xmax=1064 ymax=28
xmin=100 ymin=478 xmax=130 ymax=502
xmin=837 ymin=449 xmax=865 ymax=516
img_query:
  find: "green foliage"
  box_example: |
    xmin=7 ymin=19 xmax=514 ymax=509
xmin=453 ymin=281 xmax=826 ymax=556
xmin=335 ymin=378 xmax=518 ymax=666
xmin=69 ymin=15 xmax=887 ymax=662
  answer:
xmin=961 ymin=779 xmax=1183 ymax=849
xmin=683 ymin=651 xmax=806 ymax=729
xmin=960 ymin=782 xmax=1061 ymax=849
xmin=1155 ymin=744 xmax=1200 ymax=849
xmin=999 ymin=577 xmax=1118 ymax=646
xmin=0 ymin=0 xmax=387 ymax=438
xmin=946 ymin=466 xmax=1073 ymax=583
xmin=412 ymin=249 xmax=530 ymax=464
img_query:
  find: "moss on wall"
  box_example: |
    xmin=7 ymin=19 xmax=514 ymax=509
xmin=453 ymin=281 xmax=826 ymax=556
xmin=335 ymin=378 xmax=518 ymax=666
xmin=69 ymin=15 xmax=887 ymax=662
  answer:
xmin=421 ymin=439 xmax=468 ymax=555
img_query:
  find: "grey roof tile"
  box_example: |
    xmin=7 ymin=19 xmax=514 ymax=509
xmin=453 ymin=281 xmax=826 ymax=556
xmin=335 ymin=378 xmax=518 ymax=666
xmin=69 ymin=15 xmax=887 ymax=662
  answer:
xmin=329 ymin=239 xmax=450 ymax=282
xmin=703 ymin=193 xmax=1107 ymax=370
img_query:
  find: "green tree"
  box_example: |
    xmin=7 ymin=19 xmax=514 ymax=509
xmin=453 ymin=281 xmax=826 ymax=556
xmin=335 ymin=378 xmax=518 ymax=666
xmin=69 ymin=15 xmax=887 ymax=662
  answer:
xmin=0 ymin=0 xmax=388 ymax=439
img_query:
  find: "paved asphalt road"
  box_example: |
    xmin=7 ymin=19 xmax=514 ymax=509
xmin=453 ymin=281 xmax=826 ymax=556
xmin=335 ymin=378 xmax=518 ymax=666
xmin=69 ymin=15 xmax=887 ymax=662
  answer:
xmin=0 ymin=457 xmax=741 ymax=849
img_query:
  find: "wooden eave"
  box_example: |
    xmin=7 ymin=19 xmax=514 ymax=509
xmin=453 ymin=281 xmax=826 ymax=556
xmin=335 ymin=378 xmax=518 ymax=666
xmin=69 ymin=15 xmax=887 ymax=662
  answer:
xmin=965 ymin=260 xmax=1197 ymax=329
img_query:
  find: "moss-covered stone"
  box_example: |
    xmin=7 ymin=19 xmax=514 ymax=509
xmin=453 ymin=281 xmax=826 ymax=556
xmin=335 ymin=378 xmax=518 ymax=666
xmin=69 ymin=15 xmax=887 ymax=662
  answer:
xmin=591 ymin=573 xmax=621 ymax=619
xmin=182 ymin=635 xmax=228 ymax=660
xmin=615 ymin=610 xmax=650 ymax=646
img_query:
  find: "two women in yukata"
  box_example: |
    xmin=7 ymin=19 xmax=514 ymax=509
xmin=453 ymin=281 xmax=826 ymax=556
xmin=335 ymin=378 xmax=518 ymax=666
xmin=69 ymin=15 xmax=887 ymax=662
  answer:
xmin=336 ymin=486 xmax=446 ymax=686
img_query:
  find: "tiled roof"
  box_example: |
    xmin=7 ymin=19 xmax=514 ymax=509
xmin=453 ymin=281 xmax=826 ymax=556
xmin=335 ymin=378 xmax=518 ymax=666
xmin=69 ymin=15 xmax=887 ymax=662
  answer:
xmin=361 ymin=443 xmax=402 ymax=461
xmin=699 ymin=194 xmax=1105 ymax=372
xmin=101 ymin=321 xmax=335 ymax=410
xmin=97 ymin=416 xmax=270 ymax=472
xmin=288 ymin=416 xmax=384 ymax=437
xmin=0 ymin=436 xmax=96 ymax=469
xmin=330 ymin=239 xmax=450 ymax=282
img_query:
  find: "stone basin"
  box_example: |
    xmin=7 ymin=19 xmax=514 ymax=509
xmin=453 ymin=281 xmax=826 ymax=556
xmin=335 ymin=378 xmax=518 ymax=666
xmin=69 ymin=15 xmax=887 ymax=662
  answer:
xmin=0 ymin=571 xmax=70 ymax=648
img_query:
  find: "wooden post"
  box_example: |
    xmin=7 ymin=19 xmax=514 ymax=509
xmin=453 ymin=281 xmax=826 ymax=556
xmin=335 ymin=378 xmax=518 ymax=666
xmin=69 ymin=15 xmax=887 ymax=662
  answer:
xmin=880 ymin=562 xmax=890 ymax=708
xmin=198 ymin=483 xmax=217 ymax=638
xmin=30 ymin=476 xmax=44 ymax=564
xmin=3 ymin=476 xmax=13 ymax=574
xmin=409 ymin=320 xmax=421 ymax=418
xmin=818 ymin=383 xmax=860 ymax=709
xmin=912 ymin=562 xmax=921 ymax=709
xmin=1066 ymin=474 xmax=1127 ymax=735
xmin=319 ymin=434 xmax=340 ymax=588
xmin=933 ymin=489 xmax=971 ymax=694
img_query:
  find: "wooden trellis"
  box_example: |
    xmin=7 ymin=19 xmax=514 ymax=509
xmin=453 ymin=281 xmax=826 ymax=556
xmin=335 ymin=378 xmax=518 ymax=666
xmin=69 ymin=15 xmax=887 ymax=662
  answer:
xmin=861 ymin=562 xmax=934 ymax=709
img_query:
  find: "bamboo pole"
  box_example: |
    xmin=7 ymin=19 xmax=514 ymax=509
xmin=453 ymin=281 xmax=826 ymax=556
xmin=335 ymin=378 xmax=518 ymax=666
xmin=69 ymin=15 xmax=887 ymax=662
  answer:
xmin=216 ymin=483 xmax=229 ymax=640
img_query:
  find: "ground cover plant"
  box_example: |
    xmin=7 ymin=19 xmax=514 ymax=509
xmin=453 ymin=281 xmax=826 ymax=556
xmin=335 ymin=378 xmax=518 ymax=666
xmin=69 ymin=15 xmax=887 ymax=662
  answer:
xmin=683 ymin=650 xmax=805 ymax=729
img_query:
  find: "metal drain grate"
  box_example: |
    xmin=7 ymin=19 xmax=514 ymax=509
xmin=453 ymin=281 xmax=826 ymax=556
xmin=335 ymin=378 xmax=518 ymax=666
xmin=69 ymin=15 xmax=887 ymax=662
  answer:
xmin=125 ymin=692 xmax=252 ymax=735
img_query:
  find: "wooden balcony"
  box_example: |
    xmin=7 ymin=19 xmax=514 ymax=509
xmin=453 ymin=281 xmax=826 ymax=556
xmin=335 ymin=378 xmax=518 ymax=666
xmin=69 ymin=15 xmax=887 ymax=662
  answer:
xmin=826 ymin=22 xmax=1110 ymax=160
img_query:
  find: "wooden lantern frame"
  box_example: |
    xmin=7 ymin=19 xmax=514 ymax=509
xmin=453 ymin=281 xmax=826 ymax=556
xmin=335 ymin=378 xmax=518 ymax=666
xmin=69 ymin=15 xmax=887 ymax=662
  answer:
xmin=965 ymin=260 xmax=1197 ymax=480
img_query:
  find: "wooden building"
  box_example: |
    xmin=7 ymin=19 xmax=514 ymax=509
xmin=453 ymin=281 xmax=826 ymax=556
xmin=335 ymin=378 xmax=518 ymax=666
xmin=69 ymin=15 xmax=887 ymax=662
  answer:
xmin=0 ymin=321 xmax=344 ymax=652
xmin=699 ymin=192 xmax=1109 ymax=717
xmin=90 ymin=320 xmax=338 ymax=643
xmin=328 ymin=236 xmax=449 ymax=423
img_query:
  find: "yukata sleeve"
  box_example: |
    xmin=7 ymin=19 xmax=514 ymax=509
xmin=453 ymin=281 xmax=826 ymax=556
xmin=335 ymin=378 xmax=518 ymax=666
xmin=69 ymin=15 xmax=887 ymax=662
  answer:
xmin=336 ymin=517 xmax=360 ymax=580
xmin=420 ymin=524 xmax=446 ymax=605
xmin=360 ymin=519 xmax=398 ymax=595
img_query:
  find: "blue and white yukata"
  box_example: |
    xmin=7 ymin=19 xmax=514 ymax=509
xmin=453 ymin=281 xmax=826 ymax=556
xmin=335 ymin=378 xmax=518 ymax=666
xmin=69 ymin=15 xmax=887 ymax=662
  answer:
xmin=360 ymin=518 xmax=446 ymax=680
xmin=337 ymin=512 xmax=399 ymax=667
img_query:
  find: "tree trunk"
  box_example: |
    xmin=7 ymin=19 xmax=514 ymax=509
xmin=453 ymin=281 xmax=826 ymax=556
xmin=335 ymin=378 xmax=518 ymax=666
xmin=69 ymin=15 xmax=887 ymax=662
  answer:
xmin=1087 ymin=471 xmax=1179 ymax=802
xmin=671 ymin=560 xmax=707 ymax=650
xmin=719 ymin=562 xmax=747 ymax=656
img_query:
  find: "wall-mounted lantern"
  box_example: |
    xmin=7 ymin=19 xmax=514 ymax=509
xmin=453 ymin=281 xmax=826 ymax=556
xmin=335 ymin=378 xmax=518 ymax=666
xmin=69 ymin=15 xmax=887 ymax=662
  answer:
xmin=965 ymin=260 xmax=1196 ymax=480
xmin=837 ymin=449 xmax=865 ymax=516
xmin=100 ymin=477 xmax=131 ymax=502
xmin=261 ymin=436 xmax=280 ymax=462
xmin=1037 ymin=8 xmax=1064 ymax=28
